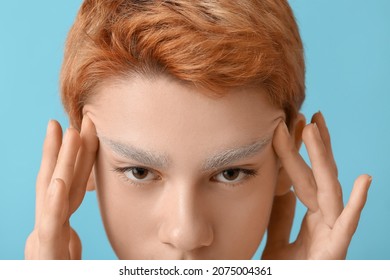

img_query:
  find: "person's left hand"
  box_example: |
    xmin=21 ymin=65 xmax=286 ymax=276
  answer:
xmin=262 ymin=112 xmax=371 ymax=259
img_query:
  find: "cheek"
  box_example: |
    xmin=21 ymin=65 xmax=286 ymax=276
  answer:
xmin=213 ymin=154 xmax=279 ymax=258
xmin=93 ymin=152 xmax=158 ymax=259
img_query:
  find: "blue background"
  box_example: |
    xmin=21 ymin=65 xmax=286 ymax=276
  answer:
xmin=0 ymin=0 xmax=389 ymax=260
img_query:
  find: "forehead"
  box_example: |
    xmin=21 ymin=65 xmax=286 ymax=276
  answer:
xmin=85 ymin=75 xmax=283 ymax=155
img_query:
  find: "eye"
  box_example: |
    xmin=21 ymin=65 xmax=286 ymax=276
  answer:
xmin=114 ymin=166 xmax=159 ymax=185
xmin=213 ymin=168 xmax=258 ymax=185
xmin=124 ymin=167 xmax=157 ymax=181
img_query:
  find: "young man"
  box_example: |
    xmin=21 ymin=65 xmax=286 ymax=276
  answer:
xmin=25 ymin=0 xmax=371 ymax=259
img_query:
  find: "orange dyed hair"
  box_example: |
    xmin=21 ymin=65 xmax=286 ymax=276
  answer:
xmin=61 ymin=0 xmax=305 ymax=129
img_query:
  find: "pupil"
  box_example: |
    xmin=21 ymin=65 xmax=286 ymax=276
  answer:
xmin=223 ymin=169 xmax=239 ymax=180
xmin=133 ymin=168 xmax=148 ymax=179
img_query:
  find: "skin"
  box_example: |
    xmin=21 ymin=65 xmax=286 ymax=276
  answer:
xmin=24 ymin=74 xmax=372 ymax=260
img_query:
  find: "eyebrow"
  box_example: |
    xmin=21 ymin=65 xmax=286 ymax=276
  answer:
xmin=99 ymin=136 xmax=171 ymax=169
xmin=98 ymin=135 xmax=271 ymax=172
xmin=202 ymin=136 xmax=271 ymax=171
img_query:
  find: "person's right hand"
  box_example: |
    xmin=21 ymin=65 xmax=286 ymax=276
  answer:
xmin=25 ymin=116 xmax=98 ymax=259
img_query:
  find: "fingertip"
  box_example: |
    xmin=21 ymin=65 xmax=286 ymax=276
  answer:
xmin=66 ymin=126 xmax=79 ymax=135
xmin=46 ymin=119 xmax=61 ymax=137
xmin=301 ymin=123 xmax=312 ymax=143
xmin=310 ymin=111 xmax=321 ymax=124
xmin=81 ymin=114 xmax=97 ymax=135
xmin=349 ymin=174 xmax=371 ymax=212
xmin=47 ymin=119 xmax=54 ymax=132
xmin=272 ymin=120 xmax=290 ymax=155
xmin=83 ymin=114 xmax=91 ymax=122
xmin=334 ymin=175 xmax=372 ymax=239
xmin=302 ymin=123 xmax=325 ymax=149
xmin=67 ymin=126 xmax=81 ymax=140
xmin=42 ymin=120 xmax=62 ymax=159
xmin=355 ymin=174 xmax=372 ymax=188
xmin=317 ymin=111 xmax=326 ymax=124
xmin=81 ymin=114 xmax=90 ymax=128
xmin=367 ymin=174 xmax=373 ymax=184
xmin=311 ymin=110 xmax=326 ymax=125
xmin=280 ymin=120 xmax=289 ymax=134
xmin=361 ymin=174 xmax=373 ymax=194
xmin=274 ymin=120 xmax=290 ymax=140
xmin=61 ymin=130 xmax=80 ymax=154
xmin=47 ymin=119 xmax=57 ymax=128
xmin=80 ymin=115 xmax=98 ymax=151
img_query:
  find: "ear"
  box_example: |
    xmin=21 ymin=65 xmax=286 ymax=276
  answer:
xmin=86 ymin=169 xmax=96 ymax=192
xmin=274 ymin=112 xmax=306 ymax=196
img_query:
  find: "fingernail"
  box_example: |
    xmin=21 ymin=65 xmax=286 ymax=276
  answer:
xmin=311 ymin=111 xmax=324 ymax=124
xmin=318 ymin=110 xmax=326 ymax=121
xmin=63 ymin=128 xmax=70 ymax=142
xmin=280 ymin=121 xmax=290 ymax=138
xmin=46 ymin=120 xmax=54 ymax=136
xmin=82 ymin=115 xmax=89 ymax=125
xmin=312 ymin=122 xmax=320 ymax=137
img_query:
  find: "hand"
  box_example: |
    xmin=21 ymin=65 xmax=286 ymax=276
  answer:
xmin=262 ymin=112 xmax=372 ymax=259
xmin=25 ymin=116 xmax=98 ymax=259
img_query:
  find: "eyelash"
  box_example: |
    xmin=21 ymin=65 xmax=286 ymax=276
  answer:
xmin=112 ymin=167 xmax=259 ymax=188
xmin=212 ymin=168 xmax=258 ymax=187
xmin=113 ymin=166 xmax=160 ymax=187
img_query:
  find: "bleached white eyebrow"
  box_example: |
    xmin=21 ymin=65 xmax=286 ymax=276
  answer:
xmin=201 ymin=136 xmax=272 ymax=171
xmin=98 ymin=136 xmax=171 ymax=169
xmin=98 ymin=135 xmax=271 ymax=171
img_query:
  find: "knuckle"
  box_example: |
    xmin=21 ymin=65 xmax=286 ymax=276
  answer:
xmin=56 ymin=158 xmax=75 ymax=171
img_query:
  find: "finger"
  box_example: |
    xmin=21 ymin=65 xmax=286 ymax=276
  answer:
xmin=69 ymin=115 xmax=99 ymax=214
xmin=51 ymin=128 xmax=81 ymax=193
xmin=274 ymin=167 xmax=292 ymax=196
xmin=38 ymin=178 xmax=70 ymax=259
xmin=35 ymin=120 xmax=63 ymax=226
xmin=265 ymin=190 xmax=296 ymax=246
xmin=311 ymin=111 xmax=338 ymax=176
xmin=274 ymin=116 xmax=305 ymax=196
xmin=69 ymin=228 xmax=82 ymax=260
xmin=331 ymin=175 xmax=371 ymax=252
xmin=303 ymin=123 xmax=343 ymax=227
xmin=273 ymin=121 xmax=318 ymax=211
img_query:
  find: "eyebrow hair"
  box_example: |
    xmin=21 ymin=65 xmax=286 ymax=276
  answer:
xmin=201 ymin=136 xmax=271 ymax=171
xmin=98 ymin=135 xmax=271 ymax=171
xmin=99 ymin=136 xmax=171 ymax=169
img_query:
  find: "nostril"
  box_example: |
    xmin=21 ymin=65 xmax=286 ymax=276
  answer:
xmin=158 ymin=219 xmax=214 ymax=252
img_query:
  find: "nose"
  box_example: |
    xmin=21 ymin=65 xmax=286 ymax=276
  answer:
xmin=157 ymin=183 xmax=214 ymax=252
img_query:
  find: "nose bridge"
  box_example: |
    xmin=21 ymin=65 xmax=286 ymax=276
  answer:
xmin=158 ymin=180 xmax=213 ymax=252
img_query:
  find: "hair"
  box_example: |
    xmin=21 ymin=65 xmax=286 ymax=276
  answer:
xmin=60 ymin=0 xmax=305 ymax=129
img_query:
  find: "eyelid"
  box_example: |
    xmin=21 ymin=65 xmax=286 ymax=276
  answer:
xmin=212 ymin=168 xmax=258 ymax=187
xmin=113 ymin=166 xmax=161 ymax=186
xmin=113 ymin=165 xmax=259 ymax=188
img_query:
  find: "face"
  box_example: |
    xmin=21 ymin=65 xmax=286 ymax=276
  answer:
xmin=84 ymin=75 xmax=285 ymax=259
